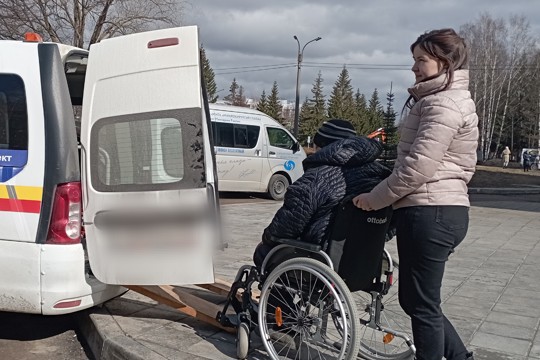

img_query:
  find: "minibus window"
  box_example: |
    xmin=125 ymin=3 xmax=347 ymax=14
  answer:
xmin=213 ymin=122 xmax=259 ymax=149
xmin=267 ymin=127 xmax=295 ymax=150
xmin=234 ymin=126 xmax=248 ymax=148
xmin=215 ymin=123 xmax=234 ymax=147
xmin=0 ymin=75 xmax=28 ymax=151
xmin=247 ymin=126 xmax=260 ymax=148
xmin=90 ymin=108 xmax=205 ymax=192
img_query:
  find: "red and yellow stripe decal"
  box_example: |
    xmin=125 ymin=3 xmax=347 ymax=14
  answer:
xmin=0 ymin=185 xmax=42 ymax=214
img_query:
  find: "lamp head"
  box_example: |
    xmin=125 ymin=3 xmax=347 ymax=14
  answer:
xmin=293 ymin=35 xmax=298 ymax=40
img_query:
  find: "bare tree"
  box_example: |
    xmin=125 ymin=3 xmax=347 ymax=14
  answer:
xmin=0 ymin=0 xmax=185 ymax=48
xmin=461 ymin=13 xmax=538 ymax=160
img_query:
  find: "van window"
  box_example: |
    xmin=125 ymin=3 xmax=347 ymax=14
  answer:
xmin=90 ymin=109 xmax=205 ymax=192
xmin=212 ymin=122 xmax=260 ymax=149
xmin=267 ymin=127 xmax=295 ymax=150
xmin=0 ymin=74 xmax=28 ymax=151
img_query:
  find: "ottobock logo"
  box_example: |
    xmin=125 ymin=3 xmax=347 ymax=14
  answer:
xmin=367 ymin=217 xmax=388 ymax=224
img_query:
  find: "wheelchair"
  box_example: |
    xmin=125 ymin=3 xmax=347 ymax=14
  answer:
xmin=217 ymin=198 xmax=416 ymax=360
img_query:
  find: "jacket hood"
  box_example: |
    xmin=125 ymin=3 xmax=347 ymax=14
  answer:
xmin=408 ymin=69 xmax=470 ymax=101
xmin=303 ymin=136 xmax=383 ymax=170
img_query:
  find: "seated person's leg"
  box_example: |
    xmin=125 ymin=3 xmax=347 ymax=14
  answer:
xmin=253 ymin=242 xmax=273 ymax=268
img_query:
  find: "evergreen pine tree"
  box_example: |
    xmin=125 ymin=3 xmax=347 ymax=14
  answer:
xmin=223 ymin=78 xmax=239 ymax=105
xmin=367 ymin=88 xmax=385 ymax=131
xmin=353 ymin=89 xmax=370 ymax=135
xmin=382 ymin=83 xmax=399 ymax=167
xmin=266 ymin=81 xmax=285 ymax=126
xmin=236 ymin=85 xmax=248 ymax=107
xmin=327 ymin=66 xmax=356 ymax=122
xmin=257 ymin=90 xmax=268 ymax=113
xmin=200 ymin=45 xmax=218 ymax=103
xmin=299 ymin=72 xmax=327 ymax=145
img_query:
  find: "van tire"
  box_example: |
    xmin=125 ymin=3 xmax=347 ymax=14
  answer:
xmin=268 ymin=174 xmax=289 ymax=201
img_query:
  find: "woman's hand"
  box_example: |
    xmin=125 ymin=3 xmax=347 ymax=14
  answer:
xmin=352 ymin=193 xmax=374 ymax=211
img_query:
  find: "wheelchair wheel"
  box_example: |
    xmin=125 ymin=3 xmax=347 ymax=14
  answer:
xmin=258 ymin=258 xmax=360 ymax=360
xmin=355 ymin=258 xmax=415 ymax=359
xmin=236 ymin=321 xmax=250 ymax=360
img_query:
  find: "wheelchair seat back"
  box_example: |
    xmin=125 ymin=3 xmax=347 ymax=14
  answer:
xmin=326 ymin=199 xmax=392 ymax=292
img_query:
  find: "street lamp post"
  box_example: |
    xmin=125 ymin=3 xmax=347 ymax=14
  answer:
xmin=293 ymin=35 xmax=321 ymax=138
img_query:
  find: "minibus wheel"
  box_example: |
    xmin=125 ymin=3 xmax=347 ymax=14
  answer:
xmin=268 ymin=174 xmax=289 ymax=201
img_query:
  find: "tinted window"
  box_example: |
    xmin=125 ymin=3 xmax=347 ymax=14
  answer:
xmin=267 ymin=127 xmax=294 ymax=150
xmin=90 ymin=109 xmax=205 ymax=192
xmin=213 ymin=122 xmax=260 ymax=149
xmin=0 ymin=74 xmax=28 ymax=151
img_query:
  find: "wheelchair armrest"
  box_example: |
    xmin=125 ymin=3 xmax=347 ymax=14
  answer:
xmin=270 ymin=236 xmax=322 ymax=252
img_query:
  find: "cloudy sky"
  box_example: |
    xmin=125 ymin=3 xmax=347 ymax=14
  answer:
xmin=183 ymin=1 xmax=540 ymax=108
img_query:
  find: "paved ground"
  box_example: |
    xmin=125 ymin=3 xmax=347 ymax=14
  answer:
xmin=0 ymin=311 xmax=91 ymax=360
xmin=77 ymin=192 xmax=540 ymax=360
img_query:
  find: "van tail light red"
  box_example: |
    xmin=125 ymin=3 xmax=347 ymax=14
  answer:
xmin=45 ymin=182 xmax=82 ymax=245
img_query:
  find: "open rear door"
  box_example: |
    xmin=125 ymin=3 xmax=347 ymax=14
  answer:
xmin=81 ymin=26 xmax=219 ymax=285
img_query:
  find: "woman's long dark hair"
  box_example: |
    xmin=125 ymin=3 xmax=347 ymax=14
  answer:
xmin=404 ymin=28 xmax=469 ymax=110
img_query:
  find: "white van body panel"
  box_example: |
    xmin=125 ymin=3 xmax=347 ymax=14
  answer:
xmin=0 ymin=241 xmax=41 ymax=313
xmin=0 ymin=43 xmax=45 ymax=243
xmin=40 ymin=244 xmax=125 ymax=315
xmin=81 ymin=26 xmax=217 ymax=285
xmin=0 ymin=40 xmax=122 ymax=314
xmin=209 ymin=104 xmax=306 ymax=195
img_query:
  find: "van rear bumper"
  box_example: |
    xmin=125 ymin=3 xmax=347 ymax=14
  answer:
xmin=40 ymin=243 xmax=126 ymax=315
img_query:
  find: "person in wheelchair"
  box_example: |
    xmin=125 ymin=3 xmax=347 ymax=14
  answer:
xmin=253 ymin=119 xmax=393 ymax=270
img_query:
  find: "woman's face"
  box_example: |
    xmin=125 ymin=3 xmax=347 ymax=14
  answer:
xmin=411 ymin=46 xmax=444 ymax=84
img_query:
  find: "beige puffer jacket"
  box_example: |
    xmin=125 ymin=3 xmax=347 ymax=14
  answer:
xmin=368 ymin=69 xmax=478 ymax=210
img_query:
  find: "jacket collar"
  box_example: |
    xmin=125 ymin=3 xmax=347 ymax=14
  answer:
xmin=303 ymin=136 xmax=382 ymax=170
xmin=408 ymin=69 xmax=470 ymax=101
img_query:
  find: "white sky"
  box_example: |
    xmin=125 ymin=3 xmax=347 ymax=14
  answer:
xmin=184 ymin=1 xmax=540 ymax=109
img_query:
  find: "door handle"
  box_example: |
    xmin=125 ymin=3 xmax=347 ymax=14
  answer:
xmin=269 ymin=151 xmax=276 ymax=155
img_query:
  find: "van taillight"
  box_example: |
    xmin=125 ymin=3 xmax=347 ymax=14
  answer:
xmin=45 ymin=182 xmax=82 ymax=245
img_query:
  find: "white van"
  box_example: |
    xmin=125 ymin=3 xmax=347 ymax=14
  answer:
xmin=0 ymin=27 xmax=220 ymax=314
xmin=209 ymin=104 xmax=306 ymax=200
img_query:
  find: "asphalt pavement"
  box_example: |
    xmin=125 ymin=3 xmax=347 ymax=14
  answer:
xmin=73 ymin=187 xmax=540 ymax=360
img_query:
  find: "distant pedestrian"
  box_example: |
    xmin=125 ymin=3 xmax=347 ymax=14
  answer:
xmin=523 ymin=151 xmax=531 ymax=172
xmin=353 ymin=28 xmax=476 ymax=360
xmin=502 ymin=146 xmax=511 ymax=168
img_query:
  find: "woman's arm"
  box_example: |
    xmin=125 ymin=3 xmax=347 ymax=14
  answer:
xmin=366 ymin=96 xmax=464 ymax=210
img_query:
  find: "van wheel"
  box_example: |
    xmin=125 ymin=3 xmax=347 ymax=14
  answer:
xmin=268 ymin=174 xmax=289 ymax=201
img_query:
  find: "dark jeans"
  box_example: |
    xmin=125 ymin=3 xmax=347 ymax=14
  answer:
xmin=394 ymin=206 xmax=470 ymax=360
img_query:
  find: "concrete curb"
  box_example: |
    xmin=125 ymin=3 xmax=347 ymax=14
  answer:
xmin=77 ymin=307 xmax=166 ymax=360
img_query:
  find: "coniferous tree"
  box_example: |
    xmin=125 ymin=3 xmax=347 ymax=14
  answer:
xmin=257 ymin=90 xmax=268 ymax=113
xmin=299 ymin=72 xmax=327 ymax=145
xmin=382 ymin=84 xmax=399 ymax=167
xmin=223 ymin=78 xmax=248 ymax=106
xmin=223 ymin=78 xmax=239 ymax=105
xmin=266 ymin=81 xmax=285 ymax=126
xmin=236 ymin=85 xmax=248 ymax=107
xmin=200 ymin=45 xmax=218 ymax=103
xmin=367 ymin=88 xmax=385 ymax=131
xmin=327 ymin=66 xmax=356 ymax=121
xmin=353 ymin=89 xmax=370 ymax=135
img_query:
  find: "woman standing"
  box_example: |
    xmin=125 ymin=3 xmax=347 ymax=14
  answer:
xmin=353 ymin=28 xmax=477 ymax=360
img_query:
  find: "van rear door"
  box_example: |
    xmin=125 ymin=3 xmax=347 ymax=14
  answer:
xmin=80 ymin=26 xmax=219 ymax=285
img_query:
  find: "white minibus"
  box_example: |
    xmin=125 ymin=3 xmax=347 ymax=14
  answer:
xmin=209 ymin=104 xmax=306 ymax=200
xmin=0 ymin=27 xmax=220 ymax=314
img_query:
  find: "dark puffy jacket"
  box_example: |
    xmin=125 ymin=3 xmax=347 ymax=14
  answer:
xmin=262 ymin=136 xmax=392 ymax=246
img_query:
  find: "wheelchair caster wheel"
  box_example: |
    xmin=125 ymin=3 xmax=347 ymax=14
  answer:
xmin=236 ymin=321 xmax=250 ymax=359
